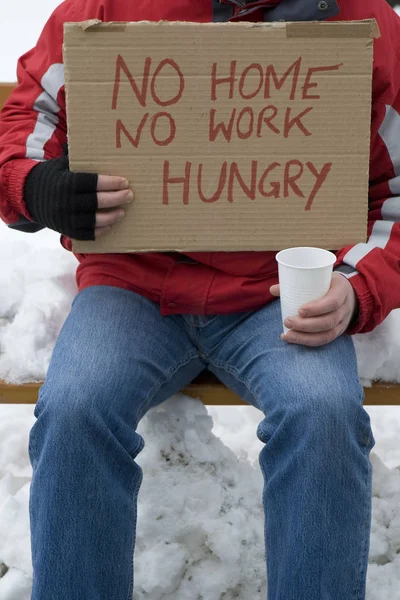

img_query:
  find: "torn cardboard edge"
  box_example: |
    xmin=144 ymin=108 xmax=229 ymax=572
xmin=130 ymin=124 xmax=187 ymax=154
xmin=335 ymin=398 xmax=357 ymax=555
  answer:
xmin=68 ymin=18 xmax=380 ymax=39
xmin=286 ymin=19 xmax=380 ymax=38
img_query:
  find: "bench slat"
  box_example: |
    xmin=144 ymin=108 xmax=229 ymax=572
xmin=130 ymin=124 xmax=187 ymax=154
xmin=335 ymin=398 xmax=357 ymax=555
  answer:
xmin=1 ymin=376 xmax=399 ymax=406
xmin=0 ymin=83 xmax=16 ymax=111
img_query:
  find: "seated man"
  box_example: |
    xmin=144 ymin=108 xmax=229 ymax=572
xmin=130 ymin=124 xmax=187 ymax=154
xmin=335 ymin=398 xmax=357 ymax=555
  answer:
xmin=0 ymin=1 xmax=399 ymax=599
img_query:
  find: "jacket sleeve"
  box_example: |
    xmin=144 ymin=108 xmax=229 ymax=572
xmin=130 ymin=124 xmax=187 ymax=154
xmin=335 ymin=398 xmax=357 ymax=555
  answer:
xmin=334 ymin=10 xmax=400 ymax=334
xmin=0 ymin=0 xmax=77 ymax=233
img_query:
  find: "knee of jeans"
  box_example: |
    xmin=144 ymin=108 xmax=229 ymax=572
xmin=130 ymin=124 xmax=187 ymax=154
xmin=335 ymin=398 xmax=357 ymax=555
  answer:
xmin=30 ymin=377 xmax=145 ymax=461
xmin=33 ymin=373 xmax=122 ymax=428
xmin=256 ymin=378 xmax=373 ymax=449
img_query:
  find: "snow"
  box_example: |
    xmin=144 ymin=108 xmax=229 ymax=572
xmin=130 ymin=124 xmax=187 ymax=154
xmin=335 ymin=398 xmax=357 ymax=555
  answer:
xmin=0 ymin=227 xmax=78 ymax=385
xmin=1 ymin=395 xmax=400 ymax=599
xmin=0 ymin=2 xmax=400 ymax=598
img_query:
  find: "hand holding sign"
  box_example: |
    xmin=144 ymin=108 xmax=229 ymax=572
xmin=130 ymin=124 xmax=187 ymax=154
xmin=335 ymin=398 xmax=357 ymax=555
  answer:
xmin=95 ymin=175 xmax=133 ymax=238
xmin=23 ymin=148 xmax=132 ymax=241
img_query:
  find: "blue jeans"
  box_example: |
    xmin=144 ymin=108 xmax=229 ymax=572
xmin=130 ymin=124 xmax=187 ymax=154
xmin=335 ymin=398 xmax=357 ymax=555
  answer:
xmin=28 ymin=285 xmax=375 ymax=600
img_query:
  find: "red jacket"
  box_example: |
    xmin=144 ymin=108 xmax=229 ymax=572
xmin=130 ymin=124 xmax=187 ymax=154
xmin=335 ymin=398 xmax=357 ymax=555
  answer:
xmin=1 ymin=0 xmax=400 ymax=333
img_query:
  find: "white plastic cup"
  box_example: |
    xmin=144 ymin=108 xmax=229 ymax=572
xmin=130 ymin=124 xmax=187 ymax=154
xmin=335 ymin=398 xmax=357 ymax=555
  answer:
xmin=275 ymin=247 xmax=336 ymax=335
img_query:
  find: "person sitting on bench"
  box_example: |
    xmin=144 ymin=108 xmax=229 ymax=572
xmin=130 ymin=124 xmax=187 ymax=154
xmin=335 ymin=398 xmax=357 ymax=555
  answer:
xmin=0 ymin=1 xmax=400 ymax=599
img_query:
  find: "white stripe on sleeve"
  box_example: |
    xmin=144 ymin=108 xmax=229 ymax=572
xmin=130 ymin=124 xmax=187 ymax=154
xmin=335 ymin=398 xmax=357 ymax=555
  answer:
xmin=378 ymin=104 xmax=400 ymax=194
xmin=26 ymin=63 xmax=65 ymax=161
xmin=337 ymin=105 xmax=399 ymax=272
xmin=341 ymin=221 xmax=394 ymax=268
xmin=381 ymin=196 xmax=400 ymax=221
xmin=378 ymin=105 xmax=400 ymax=176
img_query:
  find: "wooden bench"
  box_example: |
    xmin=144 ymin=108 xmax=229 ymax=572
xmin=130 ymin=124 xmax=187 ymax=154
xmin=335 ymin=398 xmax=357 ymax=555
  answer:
xmin=0 ymin=375 xmax=399 ymax=406
xmin=0 ymin=83 xmax=15 ymax=111
xmin=1 ymin=81 xmax=399 ymax=406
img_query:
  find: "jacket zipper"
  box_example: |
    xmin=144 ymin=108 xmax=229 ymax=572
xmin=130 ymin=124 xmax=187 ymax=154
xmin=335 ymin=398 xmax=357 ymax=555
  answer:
xmin=219 ymin=0 xmax=246 ymax=8
xmin=219 ymin=0 xmax=282 ymax=16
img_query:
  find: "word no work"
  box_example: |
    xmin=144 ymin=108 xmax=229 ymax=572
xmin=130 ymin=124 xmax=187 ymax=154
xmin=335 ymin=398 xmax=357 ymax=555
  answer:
xmin=112 ymin=55 xmax=343 ymax=148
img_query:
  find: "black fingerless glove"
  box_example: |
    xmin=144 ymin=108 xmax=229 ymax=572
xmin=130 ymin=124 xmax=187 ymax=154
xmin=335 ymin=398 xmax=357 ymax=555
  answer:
xmin=23 ymin=146 xmax=98 ymax=240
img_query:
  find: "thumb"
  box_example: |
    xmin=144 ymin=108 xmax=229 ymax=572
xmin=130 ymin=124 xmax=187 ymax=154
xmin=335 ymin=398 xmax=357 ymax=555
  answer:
xmin=270 ymin=284 xmax=280 ymax=297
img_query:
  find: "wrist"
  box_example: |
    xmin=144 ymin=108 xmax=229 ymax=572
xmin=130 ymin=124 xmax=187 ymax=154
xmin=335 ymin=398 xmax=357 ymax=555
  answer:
xmin=349 ymin=296 xmax=360 ymax=328
xmin=333 ymin=270 xmax=363 ymax=333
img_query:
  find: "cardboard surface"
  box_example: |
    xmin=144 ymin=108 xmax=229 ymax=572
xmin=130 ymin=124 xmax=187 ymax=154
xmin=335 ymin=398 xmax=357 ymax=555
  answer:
xmin=63 ymin=20 xmax=376 ymax=253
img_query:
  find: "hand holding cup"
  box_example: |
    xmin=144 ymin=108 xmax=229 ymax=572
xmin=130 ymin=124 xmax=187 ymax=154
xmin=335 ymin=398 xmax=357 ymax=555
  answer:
xmin=270 ymin=247 xmax=358 ymax=347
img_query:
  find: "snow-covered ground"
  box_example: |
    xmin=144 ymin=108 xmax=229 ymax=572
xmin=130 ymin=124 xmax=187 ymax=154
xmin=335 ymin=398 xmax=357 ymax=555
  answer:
xmin=1 ymin=396 xmax=400 ymax=600
xmin=1 ymin=2 xmax=400 ymax=599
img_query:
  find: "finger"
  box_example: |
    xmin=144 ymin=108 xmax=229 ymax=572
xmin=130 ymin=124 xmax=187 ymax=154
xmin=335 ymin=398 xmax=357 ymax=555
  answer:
xmin=97 ymin=175 xmax=130 ymax=192
xmin=97 ymin=189 xmax=134 ymax=210
xmin=95 ymin=225 xmax=112 ymax=238
xmin=95 ymin=208 xmax=125 ymax=228
xmin=298 ymin=280 xmax=347 ymax=318
xmin=284 ymin=308 xmax=347 ymax=333
xmin=270 ymin=284 xmax=280 ymax=297
xmin=281 ymin=321 xmax=346 ymax=347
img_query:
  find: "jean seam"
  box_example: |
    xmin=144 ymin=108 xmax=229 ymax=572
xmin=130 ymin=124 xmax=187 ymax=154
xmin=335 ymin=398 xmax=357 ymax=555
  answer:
xmin=351 ymin=449 xmax=372 ymax=600
xmin=33 ymin=383 xmax=47 ymax=420
xmin=352 ymin=388 xmax=374 ymax=599
xmin=356 ymin=388 xmax=373 ymax=447
xmin=135 ymin=351 xmax=200 ymax=419
xmin=126 ymin=446 xmax=144 ymax=600
xmin=208 ymin=357 xmax=262 ymax=411
xmin=193 ymin=314 xmax=220 ymax=328
xmin=183 ymin=320 xmax=207 ymax=356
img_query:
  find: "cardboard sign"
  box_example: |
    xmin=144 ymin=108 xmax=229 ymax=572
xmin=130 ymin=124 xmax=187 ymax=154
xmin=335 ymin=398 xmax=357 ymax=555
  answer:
xmin=63 ymin=20 xmax=377 ymax=254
